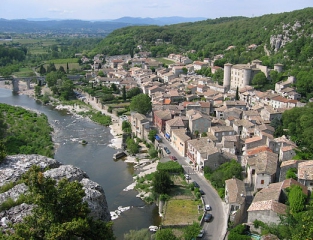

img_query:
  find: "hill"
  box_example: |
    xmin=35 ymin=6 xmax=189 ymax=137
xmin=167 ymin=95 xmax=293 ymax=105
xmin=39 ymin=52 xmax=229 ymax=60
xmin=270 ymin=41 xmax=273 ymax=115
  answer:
xmin=95 ymin=8 xmax=313 ymax=69
xmin=0 ymin=17 xmax=206 ymax=35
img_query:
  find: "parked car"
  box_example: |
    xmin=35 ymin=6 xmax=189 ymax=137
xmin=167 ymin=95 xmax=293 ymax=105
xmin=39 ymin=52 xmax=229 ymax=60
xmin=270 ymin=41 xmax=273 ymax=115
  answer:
xmin=204 ymin=213 xmax=212 ymax=222
xmin=193 ymin=181 xmax=200 ymax=188
xmin=197 ymin=229 xmax=205 ymax=238
xmin=199 ymin=189 xmax=205 ymax=195
xmin=205 ymin=204 xmax=211 ymax=211
xmin=170 ymin=155 xmax=177 ymax=160
xmin=185 ymin=174 xmax=191 ymax=180
xmin=164 ymin=147 xmax=171 ymax=154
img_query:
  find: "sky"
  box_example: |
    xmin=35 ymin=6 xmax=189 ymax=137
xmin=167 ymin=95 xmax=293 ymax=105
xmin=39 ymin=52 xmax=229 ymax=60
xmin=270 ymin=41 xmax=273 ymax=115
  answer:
xmin=1 ymin=0 xmax=312 ymax=21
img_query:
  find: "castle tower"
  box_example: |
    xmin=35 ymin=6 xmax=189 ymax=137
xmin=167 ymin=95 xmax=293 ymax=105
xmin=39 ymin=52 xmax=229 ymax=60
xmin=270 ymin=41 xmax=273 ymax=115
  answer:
xmin=243 ymin=68 xmax=252 ymax=87
xmin=223 ymin=63 xmax=232 ymax=91
xmin=274 ymin=63 xmax=283 ymax=73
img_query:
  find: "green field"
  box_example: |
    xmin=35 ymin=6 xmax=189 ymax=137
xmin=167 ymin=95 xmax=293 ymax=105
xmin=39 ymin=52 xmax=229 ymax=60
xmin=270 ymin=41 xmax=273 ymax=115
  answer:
xmin=13 ymin=67 xmax=36 ymax=77
xmin=43 ymin=63 xmax=80 ymax=71
xmin=162 ymin=199 xmax=202 ymax=226
xmin=153 ymin=58 xmax=175 ymax=65
xmin=47 ymin=58 xmax=79 ymax=64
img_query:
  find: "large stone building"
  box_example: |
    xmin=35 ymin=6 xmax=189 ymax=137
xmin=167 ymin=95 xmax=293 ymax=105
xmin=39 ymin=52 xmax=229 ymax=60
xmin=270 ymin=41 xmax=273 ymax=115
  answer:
xmin=223 ymin=60 xmax=283 ymax=91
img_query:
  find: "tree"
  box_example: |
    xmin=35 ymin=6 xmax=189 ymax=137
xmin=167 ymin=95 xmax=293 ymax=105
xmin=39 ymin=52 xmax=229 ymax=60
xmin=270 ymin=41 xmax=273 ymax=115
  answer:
xmin=252 ymin=72 xmax=268 ymax=88
xmin=155 ymin=228 xmax=178 ymax=240
xmin=129 ymin=94 xmax=152 ymax=115
xmin=182 ymin=67 xmax=188 ymax=74
xmin=288 ymin=185 xmax=307 ymax=214
xmin=126 ymin=138 xmax=139 ymax=155
xmin=148 ymin=129 xmax=157 ymax=142
xmin=10 ymin=166 xmax=115 ymax=239
xmin=235 ymin=86 xmax=239 ymax=100
xmin=122 ymin=86 xmax=126 ymax=102
xmin=39 ymin=65 xmax=46 ymax=75
xmin=34 ymin=85 xmax=41 ymax=97
xmin=124 ymin=229 xmax=150 ymax=240
xmin=122 ymin=121 xmax=131 ymax=133
xmin=59 ymin=65 xmax=66 ymax=73
xmin=98 ymin=71 xmax=105 ymax=77
xmin=126 ymin=87 xmax=141 ymax=99
xmin=183 ymin=222 xmax=201 ymax=240
xmin=66 ymin=62 xmax=69 ymax=74
xmin=286 ymin=168 xmax=297 ymax=180
xmin=152 ymin=170 xmax=172 ymax=194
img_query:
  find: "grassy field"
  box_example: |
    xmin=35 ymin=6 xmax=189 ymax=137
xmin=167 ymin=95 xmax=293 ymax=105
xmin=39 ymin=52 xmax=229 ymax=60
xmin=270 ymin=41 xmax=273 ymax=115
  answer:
xmin=162 ymin=199 xmax=202 ymax=226
xmin=47 ymin=58 xmax=79 ymax=64
xmin=154 ymin=57 xmax=175 ymax=65
xmin=13 ymin=67 xmax=36 ymax=77
xmin=43 ymin=63 xmax=80 ymax=71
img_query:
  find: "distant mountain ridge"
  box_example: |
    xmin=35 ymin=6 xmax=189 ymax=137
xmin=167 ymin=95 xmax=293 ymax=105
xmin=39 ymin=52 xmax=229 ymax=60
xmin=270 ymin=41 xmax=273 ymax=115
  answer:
xmin=0 ymin=17 xmax=206 ymax=35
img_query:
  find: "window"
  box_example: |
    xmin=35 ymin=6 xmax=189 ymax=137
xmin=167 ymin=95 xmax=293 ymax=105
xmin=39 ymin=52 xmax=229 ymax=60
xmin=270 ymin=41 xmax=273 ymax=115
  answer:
xmin=261 ymin=180 xmax=264 ymax=184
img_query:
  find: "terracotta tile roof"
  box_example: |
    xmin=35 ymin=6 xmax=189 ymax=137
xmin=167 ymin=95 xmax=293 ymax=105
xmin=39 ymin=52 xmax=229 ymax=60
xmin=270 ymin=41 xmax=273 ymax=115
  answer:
xmin=255 ymin=151 xmax=278 ymax=175
xmin=225 ymin=178 xmax=246 ymax=204
xmin=153 ymin=109 xmax=172 ymax=120
xmin=245 ymin=136 xmax=262 ymax=144
xmin=281 ymin=145 xmax=295 ymax=152
xmin=281 ymin=178 xmax=308 ymax=196
xmin=247 ymin=200 xmax=287 ymax=215
xmin=298 ymin=160 xmax=313 ymax=180
xmin=280 ymin=160 xmax=298 ymax=167
xmin=172 ymin=128 xmax=190 ymax=142
xmin=253 ymin=183 xmax=282 ymax=202
xmin=166 ymin=117 xmax=185 ymax=127
xmin=163 ymin=99 xmax=171 ymax=105
xmin=199 ymin=101 xmax=211 ymax=108
xmin=246 ymin=146 xmax=272 ymax=156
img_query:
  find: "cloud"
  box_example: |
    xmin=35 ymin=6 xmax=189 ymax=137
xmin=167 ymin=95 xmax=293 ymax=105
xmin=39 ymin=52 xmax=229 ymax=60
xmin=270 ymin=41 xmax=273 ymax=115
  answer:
xmin=144 ymin=3 xmax=169 ymax=9
xmin=48 ymin=8 xmax=74 ymax=15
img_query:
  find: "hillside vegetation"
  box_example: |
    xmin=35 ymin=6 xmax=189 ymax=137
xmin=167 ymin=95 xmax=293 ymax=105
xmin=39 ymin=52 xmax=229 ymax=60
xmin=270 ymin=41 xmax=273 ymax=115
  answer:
xmin=95 ymin=8 xmax=313 ymax=98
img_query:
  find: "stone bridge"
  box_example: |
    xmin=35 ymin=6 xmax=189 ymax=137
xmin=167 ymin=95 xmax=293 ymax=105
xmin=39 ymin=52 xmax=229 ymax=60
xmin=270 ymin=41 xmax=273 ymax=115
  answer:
xmin=10 ymin=77 xmax=45 ymax=92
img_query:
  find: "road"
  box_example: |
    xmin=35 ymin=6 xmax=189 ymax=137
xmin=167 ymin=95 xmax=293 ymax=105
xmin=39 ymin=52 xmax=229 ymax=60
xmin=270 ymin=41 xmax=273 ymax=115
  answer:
xmin=159 ymin=135 xmax=227 ymax=240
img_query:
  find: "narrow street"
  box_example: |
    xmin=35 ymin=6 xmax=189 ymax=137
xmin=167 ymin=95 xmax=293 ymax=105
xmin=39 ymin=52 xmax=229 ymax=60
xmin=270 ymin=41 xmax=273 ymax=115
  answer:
xmin=158 ymin=134 xmax=228 ymax=240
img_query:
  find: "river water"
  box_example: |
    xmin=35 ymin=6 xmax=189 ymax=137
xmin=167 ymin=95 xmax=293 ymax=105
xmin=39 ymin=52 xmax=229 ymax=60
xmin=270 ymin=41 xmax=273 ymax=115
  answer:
xmin=0 ymin=88 xmax=160 ymax=239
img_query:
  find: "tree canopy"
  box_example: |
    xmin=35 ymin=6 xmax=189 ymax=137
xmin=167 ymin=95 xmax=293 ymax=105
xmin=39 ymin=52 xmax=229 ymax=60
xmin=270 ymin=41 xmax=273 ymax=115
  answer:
xmin=129 ymin=94 xmax=152 ymax=115
xmin=4 ymin=165 xmax=115 ymax=239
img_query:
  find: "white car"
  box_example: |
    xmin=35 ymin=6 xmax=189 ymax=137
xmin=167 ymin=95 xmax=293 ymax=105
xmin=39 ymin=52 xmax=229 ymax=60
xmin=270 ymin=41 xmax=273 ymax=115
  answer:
xmin=205 ymin=204 xmax=211 ymax=211
xmin=197 ymin=229 xmax=204 ymax=238
xmin=185 ymin=174 xmax=191 ymax=180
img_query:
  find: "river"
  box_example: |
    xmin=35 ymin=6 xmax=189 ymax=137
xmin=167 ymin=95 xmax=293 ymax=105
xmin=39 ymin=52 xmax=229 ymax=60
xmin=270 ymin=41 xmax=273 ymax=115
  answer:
xmin=0 ymin=88 xmax=160 ymax=239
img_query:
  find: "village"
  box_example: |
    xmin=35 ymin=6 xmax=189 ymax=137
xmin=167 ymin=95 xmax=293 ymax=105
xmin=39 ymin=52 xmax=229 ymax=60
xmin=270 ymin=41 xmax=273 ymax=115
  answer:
xmin=78 ymin=47 xmax=313 ymax=232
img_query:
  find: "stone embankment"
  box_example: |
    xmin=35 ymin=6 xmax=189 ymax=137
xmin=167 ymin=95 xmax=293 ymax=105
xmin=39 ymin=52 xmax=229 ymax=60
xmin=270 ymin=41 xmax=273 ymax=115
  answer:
xmin=0 ymin=154 xmax=111 ymax=230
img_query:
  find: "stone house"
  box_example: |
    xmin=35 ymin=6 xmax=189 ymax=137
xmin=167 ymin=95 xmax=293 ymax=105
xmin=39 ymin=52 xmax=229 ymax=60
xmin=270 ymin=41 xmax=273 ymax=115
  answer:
xmin=260 ymin=106 xmax=283 ymax=121
xmin=247 ymin=187 xmax=286 ymax=224
xmin=224 ymin=101 xmax=247 ymax=111
xmin=243 ymin=136 xmax=267 ymax=153
xmin=193 ymin=61 xmax=208 ymax=70
xmin=232 ymin=119 xmax=255 ymax=138
xmin=199 ymin=101 xmax=211 ymax=115
xmin=219 ymin=135 xmax=240 ymax=155
xmin=225 ymin=178 xmax=246 ymax=226
xmin=171 ymin=129 xmax=191 ymax=157
xmin=165 ymin=117 xmax=187 ymax=141
xmin=298 ymin=160 xmax=313 ymax=191
xmin=224 ymin=108 xmax=243 ymax=120
xmin=186 ymin=137 xmax=225 ymax=171
xmin=279 ymin=145 xmax=296 ymax=162
xmin=188 ymin=111 xmax=211 ymax=137
xmin=153 ymin=109 xmax=172 ymax=133
xmin=246 ymin=151 xmax=278 ymax=191
xmin=131 ymin=112 xmax=150 ymax=140
xmin=209 ymin=126 xmax=235 ymax=142
xmin=278 ymin=160 xmax=301 ymax=182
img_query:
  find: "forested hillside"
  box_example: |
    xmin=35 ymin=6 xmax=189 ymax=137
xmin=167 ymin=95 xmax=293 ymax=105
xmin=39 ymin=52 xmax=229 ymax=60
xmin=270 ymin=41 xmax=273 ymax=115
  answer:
xmin=96 ymin=8 xmax=312 ymax=66
xmin=95 ymin=7 xmax=313 ymax=99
